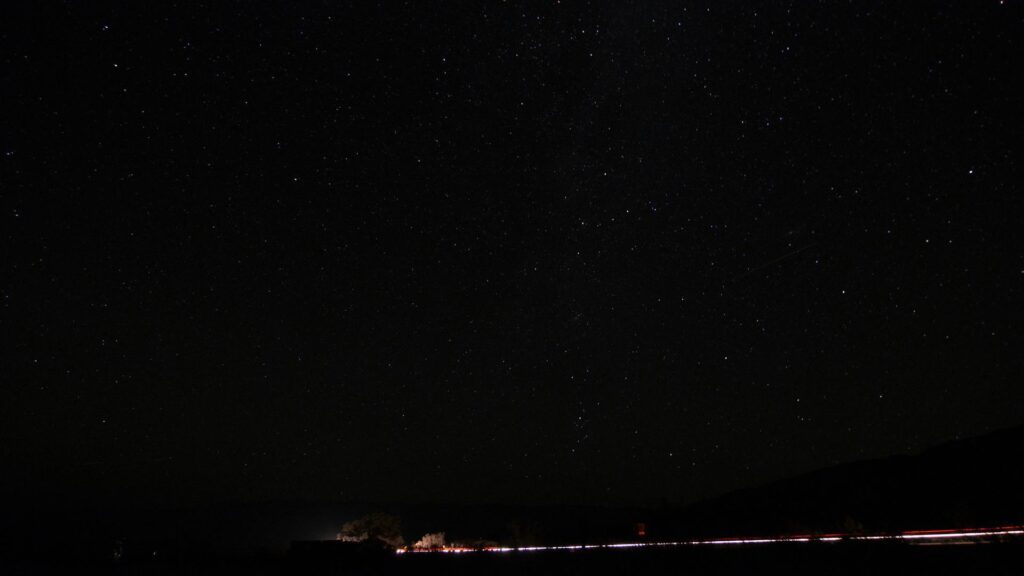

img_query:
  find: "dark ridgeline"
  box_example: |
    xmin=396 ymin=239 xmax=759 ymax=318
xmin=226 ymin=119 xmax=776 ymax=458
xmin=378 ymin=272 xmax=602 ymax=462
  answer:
xmin=3 ymin=425 xmax=1022 ymax=573
xmin=652 ymin=423 xmax=1024 ymax=540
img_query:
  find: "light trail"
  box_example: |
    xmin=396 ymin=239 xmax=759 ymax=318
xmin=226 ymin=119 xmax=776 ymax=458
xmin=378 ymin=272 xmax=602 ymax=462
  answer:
xmin=395 ymin=525 xmax=1024 ymax=555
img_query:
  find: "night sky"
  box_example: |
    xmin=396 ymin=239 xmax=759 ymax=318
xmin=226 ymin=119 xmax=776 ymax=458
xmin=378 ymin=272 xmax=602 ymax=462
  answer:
xmin=3 ymin=2 xmax=1023 ymax=510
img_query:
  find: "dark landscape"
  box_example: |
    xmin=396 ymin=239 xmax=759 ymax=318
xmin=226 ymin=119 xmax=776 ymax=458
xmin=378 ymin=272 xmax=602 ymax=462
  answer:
xmin=3 ymin=425 xmax=1023 ymax=573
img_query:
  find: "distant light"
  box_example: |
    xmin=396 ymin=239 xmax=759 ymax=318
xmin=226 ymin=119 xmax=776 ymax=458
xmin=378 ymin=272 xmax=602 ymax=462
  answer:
xmin=397 ymin=526 xmax=1024 ymax=556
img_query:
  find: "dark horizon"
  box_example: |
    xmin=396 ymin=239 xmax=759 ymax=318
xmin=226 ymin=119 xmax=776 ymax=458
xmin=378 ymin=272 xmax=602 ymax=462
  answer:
xmin=6 ymin=420 xmax=1022 ymax=515
xmin=4 ymin=421 xmax=1022 ymax=535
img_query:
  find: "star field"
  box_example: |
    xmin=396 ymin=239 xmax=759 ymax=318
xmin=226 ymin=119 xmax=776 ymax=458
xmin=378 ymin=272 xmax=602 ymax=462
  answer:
xmin=2 ymin=1 xmax=1022 ymax=508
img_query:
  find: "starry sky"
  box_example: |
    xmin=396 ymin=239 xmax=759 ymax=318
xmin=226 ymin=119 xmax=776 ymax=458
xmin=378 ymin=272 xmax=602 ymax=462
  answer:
xmin=3 ymin=2 xmax=1023 ymax=509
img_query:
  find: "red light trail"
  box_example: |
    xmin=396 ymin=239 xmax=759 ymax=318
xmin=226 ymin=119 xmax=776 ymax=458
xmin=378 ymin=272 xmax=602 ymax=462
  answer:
xmin=396 ymin=526 xmax=1024 ymax=555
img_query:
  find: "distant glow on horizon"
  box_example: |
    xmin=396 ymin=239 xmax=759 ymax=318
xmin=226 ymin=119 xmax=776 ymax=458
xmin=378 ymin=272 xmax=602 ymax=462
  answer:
xmin=396 ymin=526 xmax=1024 ymax=555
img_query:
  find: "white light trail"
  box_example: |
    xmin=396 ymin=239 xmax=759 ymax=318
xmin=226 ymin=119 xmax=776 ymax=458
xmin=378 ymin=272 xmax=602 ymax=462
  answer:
xmin=396 ymin=526 xmax=1024 ymax=555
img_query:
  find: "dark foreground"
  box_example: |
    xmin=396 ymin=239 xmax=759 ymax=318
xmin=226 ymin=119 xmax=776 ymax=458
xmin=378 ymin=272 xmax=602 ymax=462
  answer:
xmin=8 ymin=542 xmax=1024 ymax=575
xmin=304 ymin=543 xmax=1024 ymax=576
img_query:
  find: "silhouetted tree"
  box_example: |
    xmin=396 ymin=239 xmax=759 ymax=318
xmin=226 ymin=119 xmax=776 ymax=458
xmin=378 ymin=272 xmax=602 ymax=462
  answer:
xmin=412 ymin=532 xmax=446 ymax=549
xmin=337 ymin=512 xmax=405 ymax=548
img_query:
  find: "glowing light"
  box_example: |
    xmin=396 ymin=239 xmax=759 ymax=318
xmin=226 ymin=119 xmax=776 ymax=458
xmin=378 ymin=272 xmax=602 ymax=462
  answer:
xmin=396 ymin=526 xmax=1024 ymax=555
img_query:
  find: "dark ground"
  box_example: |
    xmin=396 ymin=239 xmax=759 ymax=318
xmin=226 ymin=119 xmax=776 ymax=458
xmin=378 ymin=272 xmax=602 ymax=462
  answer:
xmin=350 ymin=543 xmax=1024 ymax=576
xmin=7 ymin=541 xmax=1024 ymax=575
xmin=3 ymin=426 xmax=1022 ymax=574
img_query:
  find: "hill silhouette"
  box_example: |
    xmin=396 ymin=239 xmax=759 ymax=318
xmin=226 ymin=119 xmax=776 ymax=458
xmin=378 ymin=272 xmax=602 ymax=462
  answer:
xmin=2 ymin=425 xmax=1021 ymax=573
xmin=659 ymin=424 xmax=1024 ymax=539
